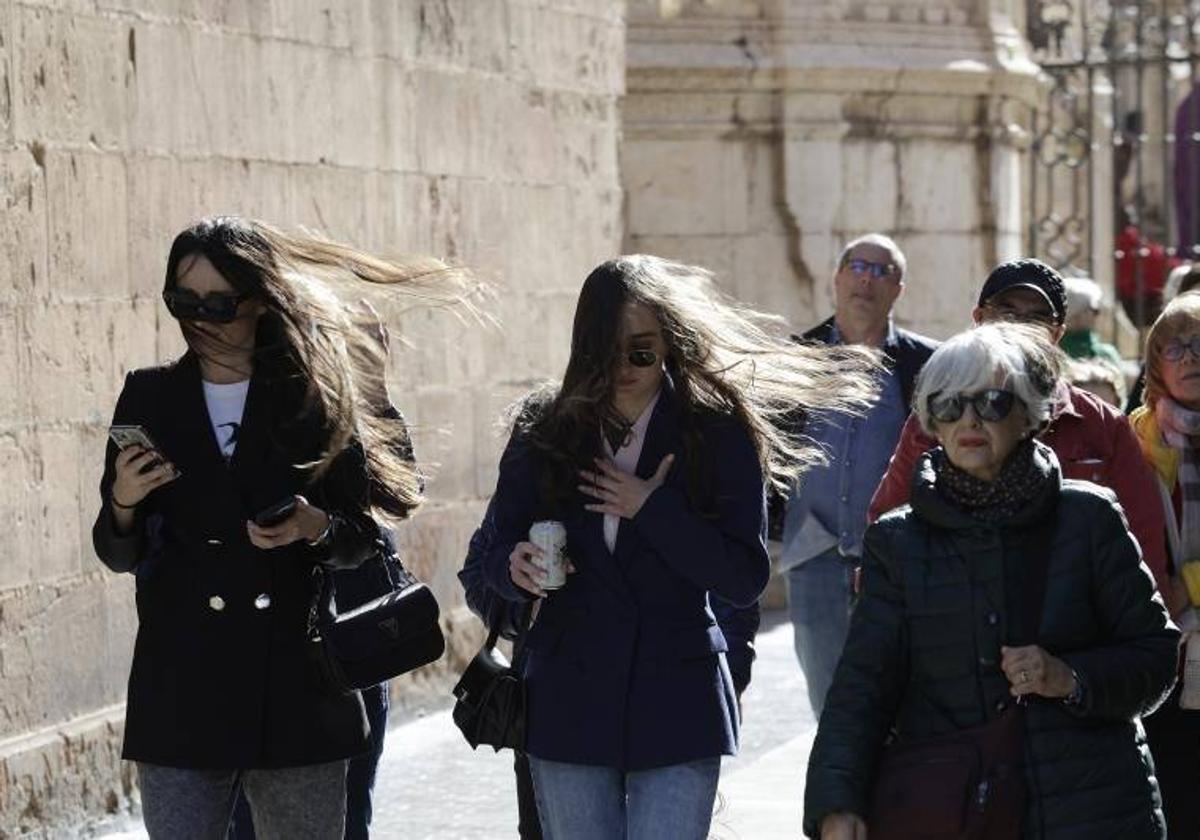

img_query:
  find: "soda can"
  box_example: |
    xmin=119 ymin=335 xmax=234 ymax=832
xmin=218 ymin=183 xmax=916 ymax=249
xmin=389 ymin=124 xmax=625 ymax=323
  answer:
xmin=529 ymin=520 xmax=568 ymax=590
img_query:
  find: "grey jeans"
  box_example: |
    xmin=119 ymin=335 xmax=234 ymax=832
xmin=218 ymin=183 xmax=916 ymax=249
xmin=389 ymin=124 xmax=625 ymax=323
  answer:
xmin=137 ymin=760 xmax=348 ymax=840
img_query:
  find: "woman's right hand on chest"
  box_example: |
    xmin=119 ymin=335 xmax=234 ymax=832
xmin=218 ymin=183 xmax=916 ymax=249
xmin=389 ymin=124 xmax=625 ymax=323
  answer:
xmin=821 ymin=812 xmax=867 ymax=840
xmin=111 ymin=446 xmax=178 ymax=510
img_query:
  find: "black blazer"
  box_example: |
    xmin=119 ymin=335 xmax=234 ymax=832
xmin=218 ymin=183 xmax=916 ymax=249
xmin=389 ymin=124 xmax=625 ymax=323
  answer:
xmin=92 ymin=351 xmax=379 ymax=769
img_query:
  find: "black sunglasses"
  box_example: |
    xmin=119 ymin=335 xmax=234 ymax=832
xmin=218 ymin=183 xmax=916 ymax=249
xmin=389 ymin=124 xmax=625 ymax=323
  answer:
xmin=626 ymin=349 xmax=659 ymax=368
xmin=928 ymin=389 xmax=1018 ymax=424
xmin=162 ymin=288 xmax=253 ymax=323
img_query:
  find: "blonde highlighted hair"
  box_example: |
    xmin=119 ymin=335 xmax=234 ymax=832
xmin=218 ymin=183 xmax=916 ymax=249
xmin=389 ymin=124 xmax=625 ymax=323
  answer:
xmin=1144 ymin=291 xmax=1200 ymax=409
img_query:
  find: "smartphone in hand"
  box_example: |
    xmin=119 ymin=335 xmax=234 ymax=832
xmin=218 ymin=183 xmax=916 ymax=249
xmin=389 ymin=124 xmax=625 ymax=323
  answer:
xmin=254 ymin=497 xmax=298 ymax=527
xmin=108 ymin=424 xmax=181 ymax=477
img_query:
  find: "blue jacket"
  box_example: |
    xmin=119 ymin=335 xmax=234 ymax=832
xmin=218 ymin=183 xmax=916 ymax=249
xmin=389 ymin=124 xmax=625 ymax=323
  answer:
xmin=481 ymin=384 xmax=770 ymax=770
xmin=459 ymin=498 xmax=762 ymax=693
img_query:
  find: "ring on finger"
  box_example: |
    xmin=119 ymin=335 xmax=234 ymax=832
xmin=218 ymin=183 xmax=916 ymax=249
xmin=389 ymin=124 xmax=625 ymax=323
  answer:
xmin=1020 ymin=670 xmax=1029 ymax=683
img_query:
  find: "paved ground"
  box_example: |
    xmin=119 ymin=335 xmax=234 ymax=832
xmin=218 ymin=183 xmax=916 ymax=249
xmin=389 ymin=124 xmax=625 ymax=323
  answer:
xmin=98 ymin=608 xmax=817 ymax=840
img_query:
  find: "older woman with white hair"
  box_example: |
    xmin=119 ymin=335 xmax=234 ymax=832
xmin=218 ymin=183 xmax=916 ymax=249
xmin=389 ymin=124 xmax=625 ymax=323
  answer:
xmin=805 ymin=322 xmax=1178 ymax=840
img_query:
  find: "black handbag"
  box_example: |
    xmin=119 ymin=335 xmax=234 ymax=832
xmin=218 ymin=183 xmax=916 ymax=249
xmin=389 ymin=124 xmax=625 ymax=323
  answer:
xmin=307 ymin=542 xmax=445 ymax=693
xmin=451 ymin=601 xmax=532 ymax=751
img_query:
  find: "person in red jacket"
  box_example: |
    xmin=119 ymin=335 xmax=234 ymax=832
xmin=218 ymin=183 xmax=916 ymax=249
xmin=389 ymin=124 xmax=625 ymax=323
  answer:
xmin=869 ymin=259 xmax=1169 ymax=589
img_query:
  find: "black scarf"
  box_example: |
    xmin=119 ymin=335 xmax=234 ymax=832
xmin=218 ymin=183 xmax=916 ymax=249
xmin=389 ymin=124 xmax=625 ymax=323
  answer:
xmin=932 ymin=439 xmax=1047 ymax=524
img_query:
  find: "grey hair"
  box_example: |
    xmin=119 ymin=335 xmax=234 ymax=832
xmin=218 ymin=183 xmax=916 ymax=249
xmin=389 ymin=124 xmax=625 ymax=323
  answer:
xmin=1063 ymin=275 xmax=1103 ymax=313
xmin=836 ymin=233 xmax=907 ymax=283
xmin=913 ymin=322 xmax=1063 ymax=437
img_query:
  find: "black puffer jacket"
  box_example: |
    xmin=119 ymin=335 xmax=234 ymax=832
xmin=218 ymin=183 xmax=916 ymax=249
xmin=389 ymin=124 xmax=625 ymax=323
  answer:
xmin=804 ymin=443 xmax=1179 ymax=838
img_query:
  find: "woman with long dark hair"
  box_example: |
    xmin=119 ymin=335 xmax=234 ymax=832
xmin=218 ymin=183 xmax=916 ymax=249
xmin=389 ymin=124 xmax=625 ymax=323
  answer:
xmin=479 ymin=255 xmax=879 ymax=839
xmin=92 ymin=216 xmax=467 ymax=839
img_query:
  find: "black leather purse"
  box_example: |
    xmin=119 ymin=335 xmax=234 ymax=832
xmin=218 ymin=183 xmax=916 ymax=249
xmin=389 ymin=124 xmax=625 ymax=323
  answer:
xmin=308 ymin=542 xmax=445 ymax=693
xmin=451 ymin=601 xmax=532 ymax=751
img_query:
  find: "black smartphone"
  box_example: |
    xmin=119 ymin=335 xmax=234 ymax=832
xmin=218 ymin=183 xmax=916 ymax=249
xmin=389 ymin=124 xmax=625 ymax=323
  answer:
xmin=108 ymin=424 xmax=180 ymax=477
xmin=254 ymin=497 xmax=298 ymax=527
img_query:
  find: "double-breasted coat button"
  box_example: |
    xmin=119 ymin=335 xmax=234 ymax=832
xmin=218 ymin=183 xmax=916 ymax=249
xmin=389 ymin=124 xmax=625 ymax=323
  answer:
xmin=987 ymin=611 xmax=999 ymax=626
xmin=254 ymin=593 xmax=272 ymax=610
xmin=995 ymin=699 xmax=1008 ymax=713
xmin=208 ymin=595 xmax=226 ymax=612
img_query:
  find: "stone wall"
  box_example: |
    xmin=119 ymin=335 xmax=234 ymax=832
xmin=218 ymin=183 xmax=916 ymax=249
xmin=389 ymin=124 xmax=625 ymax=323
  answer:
xmin=0 ymin=1 xmax=625 ymax=834
xmin=623 ymin=0 xmax=1043 ymax=340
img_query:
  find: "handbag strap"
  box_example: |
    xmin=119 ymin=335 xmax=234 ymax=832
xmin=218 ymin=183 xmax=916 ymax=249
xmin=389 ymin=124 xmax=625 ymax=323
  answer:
xmin=485 ymin=598 xmax=533 ymax=661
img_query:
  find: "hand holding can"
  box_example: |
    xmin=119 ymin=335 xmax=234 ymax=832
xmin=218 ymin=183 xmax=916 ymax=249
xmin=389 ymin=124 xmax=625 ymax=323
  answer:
xmin=529 ymin=521 xmax=568 ymax=590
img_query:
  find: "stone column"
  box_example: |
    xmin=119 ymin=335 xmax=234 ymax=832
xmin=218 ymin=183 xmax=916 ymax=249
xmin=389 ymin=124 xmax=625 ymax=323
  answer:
xmin=624 ymin=0 xmax=1044 ymax=338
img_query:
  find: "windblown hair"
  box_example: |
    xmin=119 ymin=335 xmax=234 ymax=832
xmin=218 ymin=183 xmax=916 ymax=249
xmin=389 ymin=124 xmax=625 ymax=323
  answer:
xmin=164 ymin=215 xmax=475 ymax=522
xmin=512 ymin=255 xmax=882 ymax=514
xmin=913 ymin=322 xmax=1063 ymax=437
xmin=1144 ymin=290 xmax=1200 ymax=409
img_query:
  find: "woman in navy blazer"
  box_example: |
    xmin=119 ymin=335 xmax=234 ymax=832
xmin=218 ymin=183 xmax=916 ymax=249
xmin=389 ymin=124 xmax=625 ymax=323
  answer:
xmin=480 ymin=255 xmax=879 ymax=839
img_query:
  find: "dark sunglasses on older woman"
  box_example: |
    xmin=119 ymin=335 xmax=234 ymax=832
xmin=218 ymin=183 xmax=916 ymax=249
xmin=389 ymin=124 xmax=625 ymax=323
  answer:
xmin=1162 ymin=336 xmax=1200 ymax=363
xmin=162 ymin=288 xmax=253 ymax=323
xmin=928 ymin=389 xmax=1017 ymax=424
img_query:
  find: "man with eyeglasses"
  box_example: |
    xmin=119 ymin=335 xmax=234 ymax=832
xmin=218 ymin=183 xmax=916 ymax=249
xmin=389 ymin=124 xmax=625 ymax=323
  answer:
xmin=869 ymin=258 xmax=1171 ymax=596
xmin=780 ymin=233 xmax=938 ymax=717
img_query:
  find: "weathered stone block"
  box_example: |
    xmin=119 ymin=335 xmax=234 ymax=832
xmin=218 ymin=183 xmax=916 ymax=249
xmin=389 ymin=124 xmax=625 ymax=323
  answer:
xmin=625 ymin=138 xmax=750 ymax=236
xmin=0 ymin=1 xmax=13 ymax=146
xmin=897 ymin=139 xmax=983 ymax=233
xmin=0 ymin=428 xmax=85 ymax=588
xmin=26 ymin=299 xmax=156 ymax=424
xmin=894 ymin=231 xmax=986 ymax=339
xmin=836 ymin=140 xmax=899 ymax=233
xmin=0 ymin=150 xmax=47 ymax=308
xmin=13 ymin=6 xmax=133 ymax=149
xmin=0 ymin=703 xmax=132 ymax=837
xmin=404 ymin=385 xmax=479 ymax=503
xmin=45 ymin=150 xmax=129 ymax=300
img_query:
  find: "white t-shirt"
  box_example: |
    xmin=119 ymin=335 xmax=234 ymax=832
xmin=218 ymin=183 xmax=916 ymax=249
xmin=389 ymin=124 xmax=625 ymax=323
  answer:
xmin=202 ymin=379 xmax=250 ymax=461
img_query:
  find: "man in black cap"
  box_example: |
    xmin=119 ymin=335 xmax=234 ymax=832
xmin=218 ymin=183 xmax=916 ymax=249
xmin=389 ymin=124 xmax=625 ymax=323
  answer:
xmin=868 ymin=258 xmax=1170 ymax=596
xmin=974 ymin=257 xmax=1069 ymax=329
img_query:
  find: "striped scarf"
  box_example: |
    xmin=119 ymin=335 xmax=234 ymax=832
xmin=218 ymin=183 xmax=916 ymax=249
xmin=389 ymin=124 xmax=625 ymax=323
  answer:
xmin=1155 ymin=395 xmax=1200 ymax=563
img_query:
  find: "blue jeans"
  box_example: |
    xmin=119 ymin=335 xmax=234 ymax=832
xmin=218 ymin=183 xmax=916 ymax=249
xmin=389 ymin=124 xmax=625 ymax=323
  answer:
xmin=527 ymin=756 xmax=721 ymax=840
xmin=787 ymin=548 xmax=855 ymax=718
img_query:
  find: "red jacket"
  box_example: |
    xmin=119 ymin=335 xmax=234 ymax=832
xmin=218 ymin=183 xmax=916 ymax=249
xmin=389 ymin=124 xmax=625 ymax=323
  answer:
xmin=868 ymin=383 xmax=1169 ymax=588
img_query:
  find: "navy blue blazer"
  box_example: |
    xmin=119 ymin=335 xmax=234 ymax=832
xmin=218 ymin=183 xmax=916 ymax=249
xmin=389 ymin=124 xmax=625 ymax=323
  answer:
xmin=482 ymin=385 xmax=770 ymax=770
xmin=460 ymin=497 xmax=762 ymax=692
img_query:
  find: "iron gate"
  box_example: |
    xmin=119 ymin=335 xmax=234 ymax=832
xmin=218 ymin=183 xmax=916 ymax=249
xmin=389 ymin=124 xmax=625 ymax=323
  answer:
xmin=1027 ymin=0 xmax=1200 ymax=327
